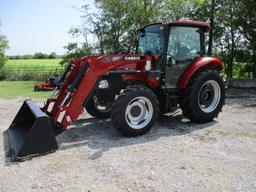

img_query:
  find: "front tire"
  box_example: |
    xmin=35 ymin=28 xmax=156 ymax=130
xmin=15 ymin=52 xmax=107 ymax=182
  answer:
xmin=180 ymin=69 xmax=225 ymax=122
xmin=112 ymin=85 xmax=159 ymax=136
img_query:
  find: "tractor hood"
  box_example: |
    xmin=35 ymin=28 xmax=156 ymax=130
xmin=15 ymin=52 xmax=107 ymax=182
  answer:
xmin=99 ymin=54 xmax=144 ymax=63
xmin=97 ymin=54 xmax=146 ymax=71
xmin=74 ymin=54 xmax=144 ymax=63
xmin=73 ymin=54 xmax=146 ymax=72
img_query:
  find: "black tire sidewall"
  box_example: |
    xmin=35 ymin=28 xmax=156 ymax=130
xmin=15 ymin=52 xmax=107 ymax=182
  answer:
xmin=112 ymin=86 xmax=159 ymax=136
xmin=189 ymin=71 xmax=225 ymax=121
xmin=85 ymin=96 xmax=112 ymax=119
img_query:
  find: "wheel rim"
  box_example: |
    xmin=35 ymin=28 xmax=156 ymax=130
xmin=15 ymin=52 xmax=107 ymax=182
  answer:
xmin=198 ymin=80 xmax=221 ymax=113
xmin=93 ymin=96 xmax=112 ymax=113
xmin=125 ymin=96 xmax=153 ymax=129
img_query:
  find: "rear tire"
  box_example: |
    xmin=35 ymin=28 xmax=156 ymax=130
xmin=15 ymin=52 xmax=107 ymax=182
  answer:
xmin=180 ymin=69 xmax=225 ymax=122
xmin=112 ymin=85 xmax=159 ymax=136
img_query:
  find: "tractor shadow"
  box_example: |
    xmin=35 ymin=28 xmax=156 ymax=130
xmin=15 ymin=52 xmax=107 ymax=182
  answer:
xmin=57 ymin=110 xmax=217 ymax=160
xmin=2 ymin=110 xmax=216 ymax=165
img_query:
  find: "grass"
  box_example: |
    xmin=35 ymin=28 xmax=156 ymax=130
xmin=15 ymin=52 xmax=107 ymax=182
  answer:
xmin=0 ymin=81 xmax=52 ymax=99
xmin=0 ymin=60 xmax=61 ymax=98
xmin=4 ymin=59 xmax=61 ymax=69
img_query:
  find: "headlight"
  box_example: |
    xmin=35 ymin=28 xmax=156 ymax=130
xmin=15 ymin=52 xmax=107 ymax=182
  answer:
xmin=98 ymin=80 xmax=109 ymax=89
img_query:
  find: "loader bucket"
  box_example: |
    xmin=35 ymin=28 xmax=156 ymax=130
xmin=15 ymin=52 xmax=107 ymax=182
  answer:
xmin=7 ymin=99 xmax=58 ymax=161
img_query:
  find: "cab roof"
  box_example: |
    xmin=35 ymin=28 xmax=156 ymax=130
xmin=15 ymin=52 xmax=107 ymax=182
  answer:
xmin=168 ymin=20 xmax=210 ymax=30
xmin=139 ymin=20 xmax=210 ymax=31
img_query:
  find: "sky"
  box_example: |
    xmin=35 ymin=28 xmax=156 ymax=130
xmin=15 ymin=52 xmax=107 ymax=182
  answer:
xmin=0 ymin=0 xmax=91 ymax=55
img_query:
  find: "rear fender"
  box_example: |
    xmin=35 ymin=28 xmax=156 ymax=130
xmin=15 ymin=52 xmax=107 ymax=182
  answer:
xmin=178 ymin=57 xmax=223 ymax=90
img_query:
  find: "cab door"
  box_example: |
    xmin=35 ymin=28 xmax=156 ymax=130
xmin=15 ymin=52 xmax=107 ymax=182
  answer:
xmin=165 ymin=26 xmax=203 ymax=88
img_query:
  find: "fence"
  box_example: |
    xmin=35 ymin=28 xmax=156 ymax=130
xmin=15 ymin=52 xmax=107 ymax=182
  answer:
xmin=0 ymin=66 xmax=65 ymax=81
xmin=0 ymin=66 xmax=64 ymax=81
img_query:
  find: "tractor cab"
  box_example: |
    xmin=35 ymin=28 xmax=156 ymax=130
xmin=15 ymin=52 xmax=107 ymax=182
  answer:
xmin=137 ymin=21 xmax=210 ymax=88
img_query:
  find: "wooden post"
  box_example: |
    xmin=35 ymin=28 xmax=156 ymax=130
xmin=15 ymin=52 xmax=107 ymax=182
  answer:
xmin=208 ymin=0 xmax=215 ymax=56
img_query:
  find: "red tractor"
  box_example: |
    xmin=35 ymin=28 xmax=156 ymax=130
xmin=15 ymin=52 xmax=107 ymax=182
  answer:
xmin=7 ymin=20 xmax=225 ymax=161
xmin=34 ymin=76 xmax=59 ymax=91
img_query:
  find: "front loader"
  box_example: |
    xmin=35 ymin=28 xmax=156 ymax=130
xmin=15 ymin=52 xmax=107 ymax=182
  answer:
xmin=7 ymin=20 xmax=225 ymax=161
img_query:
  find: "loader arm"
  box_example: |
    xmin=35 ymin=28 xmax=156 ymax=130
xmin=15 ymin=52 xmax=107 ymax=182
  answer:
xmin=43 ymin=54 xmax=147 ymax=129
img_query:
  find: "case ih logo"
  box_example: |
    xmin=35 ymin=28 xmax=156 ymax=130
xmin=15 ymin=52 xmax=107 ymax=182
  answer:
xmin=124 ymin=56 xmax=141 ymax=60
xmin=102 ymin=56 xmax=142 ymax=62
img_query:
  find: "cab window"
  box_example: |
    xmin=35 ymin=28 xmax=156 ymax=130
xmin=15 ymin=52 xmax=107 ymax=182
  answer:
xmin=167 ymin=26 xmax=201 ymax=64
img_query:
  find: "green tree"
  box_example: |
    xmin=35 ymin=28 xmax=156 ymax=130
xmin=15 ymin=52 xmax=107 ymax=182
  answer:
xmin=60 ymin=42 xmax=93 ymax=65
xmin=82 ymin=0 xmax=164 ymax=54
xmin=60 ymin=27 xmax=93 ymax=65
xmin=216 ymin=0 xmax=242 ymax=78
xmin=48 ymin=52 xmax=57 ymax=59
xmin=33 ymin=52 xmax=48 ymax=59
xmin=190 ymin=0 xmax=243 ymax=78
xmin=162 ymin=0 xmax=195 ymax=20
xmin=234 ymin=0 xmax=256 ymax=78
xmin=73 ymin=0 xmax=256 ymax=79
xmin=0 ymin=26 xmax=9 ymax=68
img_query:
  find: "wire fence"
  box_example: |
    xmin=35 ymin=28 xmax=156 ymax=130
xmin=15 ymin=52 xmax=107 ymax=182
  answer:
xmin=0 ymin=66 xmax=65 ymax=81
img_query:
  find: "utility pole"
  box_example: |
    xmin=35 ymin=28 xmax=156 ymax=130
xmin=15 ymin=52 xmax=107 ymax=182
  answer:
xmin=208 ymin=0 xmax=215 ymax=55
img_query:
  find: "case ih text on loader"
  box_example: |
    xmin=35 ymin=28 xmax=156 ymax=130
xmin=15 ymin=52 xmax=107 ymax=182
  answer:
xmin=7 ymin=20 xmax=225 ymax=161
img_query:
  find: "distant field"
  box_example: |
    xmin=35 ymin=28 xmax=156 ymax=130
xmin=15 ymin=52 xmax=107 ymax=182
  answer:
xmin=0 ymin=81 xmax=51 ymax=99
xmin=4 ymin=59 xmax=61 ymax=69
xmin=1 ymin=59 xmax=64 ymax=81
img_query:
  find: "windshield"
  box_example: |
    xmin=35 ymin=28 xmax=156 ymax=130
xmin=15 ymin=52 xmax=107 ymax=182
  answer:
xmin=137 ymin=24 xmax=163 ymax=55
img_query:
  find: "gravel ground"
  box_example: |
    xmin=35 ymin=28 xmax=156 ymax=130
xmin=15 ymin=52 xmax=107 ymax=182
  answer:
xmin=0 ymin=89 xmax=256 ymax=192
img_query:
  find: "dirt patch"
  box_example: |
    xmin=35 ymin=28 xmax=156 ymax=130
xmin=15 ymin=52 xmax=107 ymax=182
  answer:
xmin=0 ymin=90 xmax=256 ymax=191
